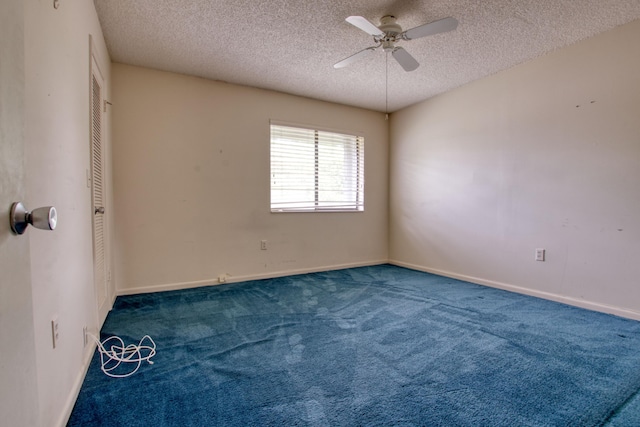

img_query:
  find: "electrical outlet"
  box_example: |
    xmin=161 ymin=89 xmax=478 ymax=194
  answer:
xmin=218 ymin=274 xmax=227 ymax=283
xmin=261 ymin=240 xmax=268 ymax=250
xmin=83 ymin=326 xmax=88 ymax=347
xmin=535 ymin=248 xmax=546 ymax=262
xmin=51 ymin=316 xmax=59 ymax=349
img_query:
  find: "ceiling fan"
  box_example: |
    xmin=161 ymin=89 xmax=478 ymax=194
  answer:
xmin=334 ymin=15 xmax=458 ymax=72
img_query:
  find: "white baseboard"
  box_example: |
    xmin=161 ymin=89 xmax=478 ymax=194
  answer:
xmin=389 ymin=259 xmax=640 ymax=321
xmin=119 ymin=258 xmax=640 ymax=320
xmin=117 ymin=259 xmax=389 ymax=296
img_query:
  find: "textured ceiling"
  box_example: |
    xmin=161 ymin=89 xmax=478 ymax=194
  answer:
xmin=94 ymin=0 xmax=640 ymax=112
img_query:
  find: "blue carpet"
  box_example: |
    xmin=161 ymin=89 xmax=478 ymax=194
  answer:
xmin=68 ymin=265 xmax=640 ymax=426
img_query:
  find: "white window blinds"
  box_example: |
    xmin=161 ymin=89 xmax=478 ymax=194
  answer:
xmin=270 ymin=123 xmax=364 ymax=212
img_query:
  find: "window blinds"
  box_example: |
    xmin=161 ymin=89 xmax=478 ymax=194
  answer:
xmin=270 ymin=124 xmax=364 ymax=212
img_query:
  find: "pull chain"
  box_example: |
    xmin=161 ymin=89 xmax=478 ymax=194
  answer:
xmin=385 ymin=52 xmax=389 ymax=120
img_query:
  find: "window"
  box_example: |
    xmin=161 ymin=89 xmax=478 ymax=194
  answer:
xmin=270 ymin=123 xmax=364 ymax=212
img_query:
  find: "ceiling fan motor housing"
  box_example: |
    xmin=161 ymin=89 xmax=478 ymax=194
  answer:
xmin=379 ymin=15 xmax=402 ymax=35
xmin=377 ymin=15 xmax=403 ymax=51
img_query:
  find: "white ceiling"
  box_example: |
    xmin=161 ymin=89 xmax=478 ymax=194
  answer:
xmin=94 ymin=0 xmax=640 ymax=112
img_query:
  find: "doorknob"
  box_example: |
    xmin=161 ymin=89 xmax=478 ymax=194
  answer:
xmin=95 ymin=206 xmax=105 ymax=215
xmin=10 ymin=202 xmax=57 ymax=235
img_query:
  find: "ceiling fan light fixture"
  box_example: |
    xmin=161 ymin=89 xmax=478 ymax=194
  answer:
xmin=382 ymin=41 xmax=395 ymax=52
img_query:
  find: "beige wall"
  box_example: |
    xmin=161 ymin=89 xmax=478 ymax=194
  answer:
xmin=0 ymin=0 xmax=39 ymax=425
xmin=24 ymin=1 xmax=113 ymax=425
xmin=390 ymin=19 xmax=640 ymax=318
xmin=112 ymin=64 xmax=389 ymax=293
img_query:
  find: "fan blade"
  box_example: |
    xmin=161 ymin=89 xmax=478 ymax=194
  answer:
xmin=392 ymin=47 xmax=419 ymax=71
xmin=403 ymin=16 xmax=458 ymax=40
xmin=346 ymin=16 xmax=384 ymax=36
xmin=334 ymin=47 xmax=377 ymax=69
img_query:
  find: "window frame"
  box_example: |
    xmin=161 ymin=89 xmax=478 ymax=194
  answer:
xmin=270 ymin=121 xmax=365 ymax=213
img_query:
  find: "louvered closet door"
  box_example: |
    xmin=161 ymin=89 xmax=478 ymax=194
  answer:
xmin=91 ymin=55 xmax=108 ymax=323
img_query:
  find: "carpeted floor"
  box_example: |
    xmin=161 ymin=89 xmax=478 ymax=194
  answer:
xmin=68 ymin=265 xmax=640 ymax=426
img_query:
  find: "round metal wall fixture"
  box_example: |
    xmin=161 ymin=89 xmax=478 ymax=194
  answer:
xmin=10 ymin=202 xmax=57 ymax=235
xmin=10 ymin=202 xmax=29 ymax=235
